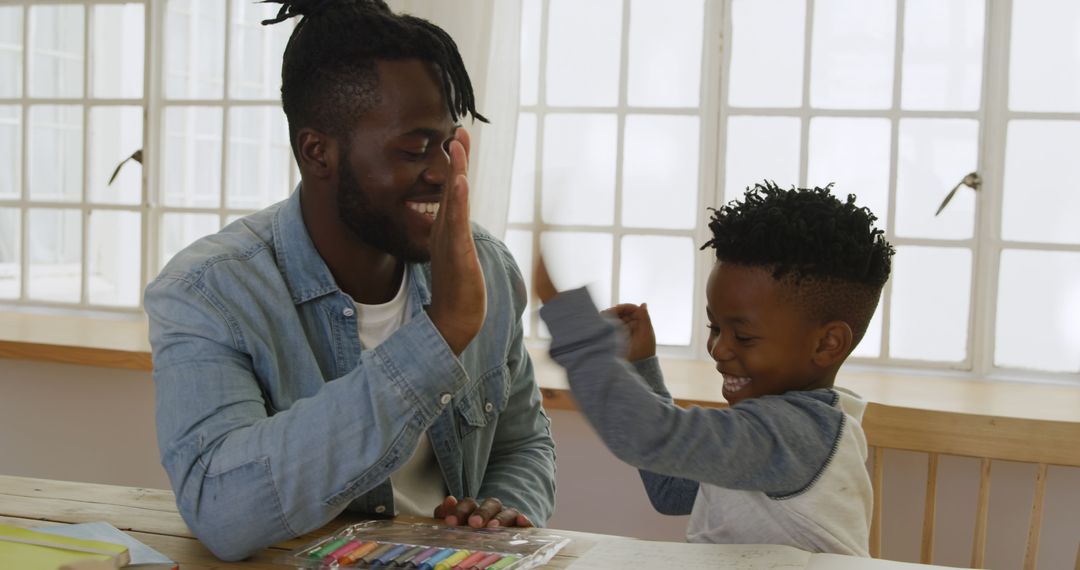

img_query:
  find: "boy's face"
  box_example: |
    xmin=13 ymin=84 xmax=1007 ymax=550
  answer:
xmin=705 ymin=262 xmax=833 ymax=405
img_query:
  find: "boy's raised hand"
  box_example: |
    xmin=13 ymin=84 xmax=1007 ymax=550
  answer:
xmin=603 ymin=303 xmax=656 ymax=362
xmin=426 ymin=128 xmax=486 ymax=355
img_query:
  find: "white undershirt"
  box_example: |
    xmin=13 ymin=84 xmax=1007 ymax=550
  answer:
xmin=355 ymin=267 xmax=447 ymax=517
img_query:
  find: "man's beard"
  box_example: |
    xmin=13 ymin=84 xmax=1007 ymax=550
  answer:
xmin=336 ymin=160 xmax=430 ymax=263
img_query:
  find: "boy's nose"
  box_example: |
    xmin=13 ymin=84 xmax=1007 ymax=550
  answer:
xmin=707 ymin=336 xmax=735 ymax=362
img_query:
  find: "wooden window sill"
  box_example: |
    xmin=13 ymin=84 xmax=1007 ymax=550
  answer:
xmin=3 ymin=311 xmax=1080 ymax=424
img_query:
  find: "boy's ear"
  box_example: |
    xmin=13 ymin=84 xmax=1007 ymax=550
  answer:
xmin=813 ymin=321 xmax=853 ymax=368
xmin=297 ymin=127 xmax=338 ymax=180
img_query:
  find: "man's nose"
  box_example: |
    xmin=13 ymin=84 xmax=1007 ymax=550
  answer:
xmin=422 ymin=148 xmax=452 ymax=186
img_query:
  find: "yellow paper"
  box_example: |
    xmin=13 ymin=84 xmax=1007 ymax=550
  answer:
xmin=0 ymin=523 xmax=129 ymax=570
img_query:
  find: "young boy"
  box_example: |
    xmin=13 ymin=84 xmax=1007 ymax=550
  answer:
xmin=535 ymin=182 xmax=895 ymax=556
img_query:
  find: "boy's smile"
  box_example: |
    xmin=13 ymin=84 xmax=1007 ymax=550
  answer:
xmin=705 ymin=262 xmax=834 ymax=405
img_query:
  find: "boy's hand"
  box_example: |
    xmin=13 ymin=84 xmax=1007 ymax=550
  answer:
xmin=426 ymin=128 xmax=487 ymax=355
xmin=533 ymin=256 xmax=559 ymax=303
xmin=434 ymin=495 xmax=534 ymax=529
xmin=603 ymin=303 xmax=657 ymax=362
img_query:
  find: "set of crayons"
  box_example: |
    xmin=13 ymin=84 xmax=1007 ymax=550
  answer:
xmin=304 ymin=538 xmax=521 ymax=569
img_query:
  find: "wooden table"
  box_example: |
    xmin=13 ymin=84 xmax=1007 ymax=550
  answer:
xmin=0 ymin=475 xmax=605 ymax=569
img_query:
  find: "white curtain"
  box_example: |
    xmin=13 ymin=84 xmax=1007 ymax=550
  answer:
xmin=393 ymin=0 xmax=522 ymax=240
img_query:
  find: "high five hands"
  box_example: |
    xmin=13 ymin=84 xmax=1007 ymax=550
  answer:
xmin=533 ymin=257 xmax=656 ymax=362
xmin=426 ymin=128 xmax=486 ymax=355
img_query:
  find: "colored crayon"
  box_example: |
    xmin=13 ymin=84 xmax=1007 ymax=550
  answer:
xmin=407 ymin=545 xmax=443 ymax=567
xmin=338 ymin=541 xmax=380 ymax=565
xmin=471 ymin=552 xmax=505 ymax=569
xmin=419 ymin=548 xmax=456 ymax=570
xmin=485 ymin=555 xmax=519 ymax=570
xmin=323 ymin=539 xmax=364 ymax=563
xmin=434 ymin=549 xmax=471 ymax=570
xmin=452 ymin=550 xmax=489 ymax=569
xmin=389 ymin=544 xmax=426 ymax=566
xmin=362 ymin=543 xmax=397 ymax=564
xmin=372 ymin=543 xmax=410 ymax=566
xmin=309 ymin=537 xmax=351 ymax=559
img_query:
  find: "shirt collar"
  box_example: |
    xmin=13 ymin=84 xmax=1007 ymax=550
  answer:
xmin=272 ymin=186 xmax=341 ymax=304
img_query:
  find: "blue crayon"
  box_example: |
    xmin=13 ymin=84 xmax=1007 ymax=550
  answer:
xmin=371 ymin=543 xmax=410 ymax=567
xmin=418 ymin=547 xmax=456 ymax=570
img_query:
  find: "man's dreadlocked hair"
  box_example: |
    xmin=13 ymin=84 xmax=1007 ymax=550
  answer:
xmin=701 ymin=181 xmax=895 ymax=349
xmin=261 ymin=0 xmax=488 ymax=157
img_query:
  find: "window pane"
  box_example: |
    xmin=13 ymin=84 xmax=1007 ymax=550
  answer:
xmin=0 ymin=208 xmax=19 ymax=299
xmin=163 ymin=106 xmax=222 ymax=208
xmin=996 ymin=250 xmax=1080 ymax=373
xmin=1010 ymin=0 xmax=1080 ymax=112
xmin=29 ymin=105 xmax=83 ymax=203
xmin=504 ymin=229 xmax=533 ymax=334
xmin=724 ymin=116 xmax=801 ymax=203
xmin=88 ymin=209 xmax=140 ymax=307
xmin=889 ymin=246 xmax=972 ymax=362
xmin=165 ymin=0 xmax=225 ymax=100
xmin=728 ymin=0 xmax=805 ymax=108
xmin=0 ymin=106 xmax=19 ymax=200
xmin=546 ymin=0 xmax=622 ymax=107
xmin=519 ymin=0 xmax=541 ymax=106
xmin=28 ymin=5 xmax=84 ymax=98
xmin=627 ymin=0 xmax=704 ymax=107
xmin=807 ymin=118 xmax=891 ymax=230
xmin=160 ymin=213 xmax=219 ymax=270
xmin=810 ymin=0 xmax=896 ymax=109
xmin=541 ymin=114 xmax=616 ymax=225
xmin=92 ymin=4 xmax=144 ymax=99
xmin=508 ymin=112 xmax=536 ymax=223
xmin=229 ymin=0 xmax=291 ymax=99
xmin=622 ymin=115 xmax=699 ymax=229
xmin=28 ymin=208 xmax=81 ymax=303
xmin=1002 ymin=121 xmax=1080 ymax=244
xmin=619 ymin=235 xmax=695 ymax=346
xmin=89 ymin=106 xmax=143 ymax=205
xmin=540 ymin=231 xmax=613 ymax=308
xmin=850 ymin=300 xmax=883 ymax=358
xmin=895 ymin=119 xmax=979 ymax=239
xmin=901 ymin=0 xmax=984 ymax=111
xmin=0 ymin=6 xmax=22 ymax=98
xmin=226 ymin=106 xmax=290 ymax=209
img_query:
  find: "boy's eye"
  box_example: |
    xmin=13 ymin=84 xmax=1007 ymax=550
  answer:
xmin=402 ymin=149 xmax=427 ymax=160
xmin=734 ymin=334 xmax=755 ymax=343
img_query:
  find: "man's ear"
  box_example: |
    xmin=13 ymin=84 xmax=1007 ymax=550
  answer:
xmin=297 ymin=128 xmax=337 ymax=180
xmin=813 ymin=321 xmax=853 ymax=368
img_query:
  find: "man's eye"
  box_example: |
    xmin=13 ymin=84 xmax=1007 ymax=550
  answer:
xmin=402 ymin=149 xmax=427 ymax=159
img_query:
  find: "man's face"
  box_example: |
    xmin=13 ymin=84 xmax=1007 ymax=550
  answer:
xmin=704 ymin=262 xmax=829 ymax=405
xmin=335 ymin=59 xmax=459 ymax=262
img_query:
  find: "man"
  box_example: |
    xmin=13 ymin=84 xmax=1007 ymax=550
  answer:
xmin=145 ymin=0 xmax=555 ymax=561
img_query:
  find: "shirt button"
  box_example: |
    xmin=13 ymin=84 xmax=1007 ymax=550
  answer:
xmin=439 ymin=393 xmax=452 ymax=405
xmin=374 ymin=505 xmax=386 ymax=514
xmin=484 ymin=401 xmax=494 ymax=413
xmin=342 ymin=307 xmax=355 ymax=317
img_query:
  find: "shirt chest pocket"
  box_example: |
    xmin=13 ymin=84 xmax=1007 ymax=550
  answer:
xmin=454 ymin=364 xmax=510 ymax=437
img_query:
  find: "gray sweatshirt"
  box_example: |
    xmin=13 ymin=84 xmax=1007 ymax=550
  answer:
xmin=540 ymin=287 xmax=872 ymax=556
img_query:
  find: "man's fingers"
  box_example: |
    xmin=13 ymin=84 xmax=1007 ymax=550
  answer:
xmin=451 ymin=497 xmax=479 ymax=526
xmin=455 ymin=127 xmax=471 ymax=162
xmin=516 ymin=513 xmax=534 ymax=528
xmin=468 ymin=497 xmax=503 ymax=528
xmin=486 ymin=507 xmax=521 ymax=528
xmin=433 ymin=495 xmax=458 ymax=519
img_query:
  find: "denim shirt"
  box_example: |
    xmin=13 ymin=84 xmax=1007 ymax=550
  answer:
xmin=145 ymin=189 xmax=556 ymax=561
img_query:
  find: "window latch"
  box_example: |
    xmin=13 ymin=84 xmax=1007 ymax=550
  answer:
xmin=934 ymin=171 xmax=981 ymax=217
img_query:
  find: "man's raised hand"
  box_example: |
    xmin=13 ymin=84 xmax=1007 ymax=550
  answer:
xmin=426 ymin=128 xmax=486 ymax=355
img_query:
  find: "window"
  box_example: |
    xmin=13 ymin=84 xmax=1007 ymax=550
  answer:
xmin=0 ymin=0 xmax=294 ymax=311
xmin=511 ymin=0 xmax=1080 ymax=380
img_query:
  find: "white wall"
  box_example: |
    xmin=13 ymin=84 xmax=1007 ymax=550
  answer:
xmin=2 ymin=358 xmax=1078 ymax=569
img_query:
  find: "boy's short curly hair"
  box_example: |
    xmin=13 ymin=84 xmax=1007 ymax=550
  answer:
xmin=702 ymin=181 xmax=896 ymax=350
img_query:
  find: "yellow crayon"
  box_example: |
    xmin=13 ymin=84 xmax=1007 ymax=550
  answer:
xmin=434 ymin=549 xmax=472 ymax=570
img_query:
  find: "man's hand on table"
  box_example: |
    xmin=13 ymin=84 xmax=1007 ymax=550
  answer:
xmin=434 ymin=496 xmax=533 ymax=529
